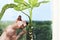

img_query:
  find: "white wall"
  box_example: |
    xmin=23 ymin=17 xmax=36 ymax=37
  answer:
xmin=52 ymin=0 xmax=60 ymax=40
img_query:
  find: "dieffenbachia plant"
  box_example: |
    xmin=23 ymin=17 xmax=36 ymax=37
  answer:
xmin=0 ymin=0 xmax=49 ymax=40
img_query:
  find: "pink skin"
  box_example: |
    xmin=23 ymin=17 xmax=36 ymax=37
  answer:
xmin=16 ymin=21 xmax=27 ymax=29
xmin=0 ymin=20 xmax=27 ymax=40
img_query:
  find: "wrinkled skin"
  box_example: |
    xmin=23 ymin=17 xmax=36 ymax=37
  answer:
xmin=0 ymin=20 xmax=27 ymax=40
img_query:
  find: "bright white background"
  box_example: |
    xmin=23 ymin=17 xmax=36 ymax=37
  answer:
xmin=52 ymin=0 xmax=60 ymax=40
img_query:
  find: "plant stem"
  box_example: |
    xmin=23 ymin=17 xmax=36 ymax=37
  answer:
xmin=29 ymin=8 xmax=33 ymax=40
xmin=20 ymin=10 xmax=31 ymax=26
xmin=29 ymin=8 xmax=33 ymax=26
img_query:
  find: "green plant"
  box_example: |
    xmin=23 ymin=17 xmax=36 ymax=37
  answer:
xmin=0 ymin=0 xmax=50 ymax=40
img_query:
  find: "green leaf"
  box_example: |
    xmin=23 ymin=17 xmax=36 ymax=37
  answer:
xmin=34 ymin=1 xmax=49 ymax=7
xmin=18 ymin=4 xmax=27 ymax=10
xmin=14 ymin=3 xmax=30 ymax=11
xmin=0 ymin=13 xmax=3 ymax=19
xmin=23 ymin=2 xmax=31 ymax=8
xmin=14 ymin=6 xmax=20 ymax=11
xmin=0 ymin=4 xmax=17 ymax=20
xmin=29 ymin=0 xmax=38 ymax=7
xmin=14 ymin=0 xmax=31 ymax=11
xmin=34 ymin=2 xmax=40 ymax=7
xmin=40 ymin=1 xmax=49 ymax=3
xmin=14 ymin=0 xmax=24 ymax=3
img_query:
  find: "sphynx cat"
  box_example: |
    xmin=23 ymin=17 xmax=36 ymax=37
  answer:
xmin=0 ymin=15 xmax=27 ymax=40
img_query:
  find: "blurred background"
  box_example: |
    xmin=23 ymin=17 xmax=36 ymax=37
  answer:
xmin=0 ymin=0 xmax=52 ymax=40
